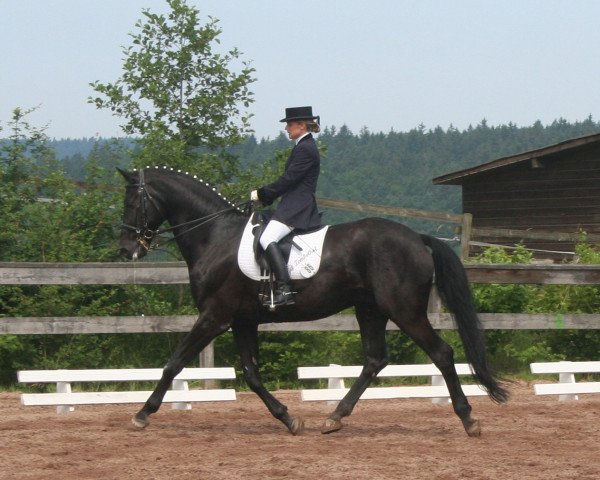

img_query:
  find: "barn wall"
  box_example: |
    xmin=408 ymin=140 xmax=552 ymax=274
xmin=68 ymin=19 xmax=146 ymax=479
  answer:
xmin=462 ymin=143 xmax=600 ymax=256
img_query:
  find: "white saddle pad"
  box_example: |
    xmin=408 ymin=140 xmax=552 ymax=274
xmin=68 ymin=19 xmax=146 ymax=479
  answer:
xmin=237 ymin=218 xmax=329 ymax=281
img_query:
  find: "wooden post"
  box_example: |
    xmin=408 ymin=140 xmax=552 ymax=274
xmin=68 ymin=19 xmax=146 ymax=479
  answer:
xmin=199 ymin=341 xmax=216 ymax=389
xmin=427 ymin=286 xmax=441 ymax=314
xmin=460 ymin=213 xmax=473 ymax=261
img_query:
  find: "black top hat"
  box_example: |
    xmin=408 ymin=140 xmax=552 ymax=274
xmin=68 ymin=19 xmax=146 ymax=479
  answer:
xmin=280 ymin=106 xmax=320 ymax=123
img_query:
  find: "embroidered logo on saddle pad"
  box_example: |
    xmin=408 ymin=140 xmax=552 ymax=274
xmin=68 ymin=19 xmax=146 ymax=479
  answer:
xmin=237 ymin=218 xmax=329 ymax=281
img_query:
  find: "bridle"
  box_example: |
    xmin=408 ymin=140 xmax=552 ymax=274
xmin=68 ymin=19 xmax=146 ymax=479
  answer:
xmin=121 ymin=169 xmax=165 ymax=253
xmin=121 ymin=169 xmax=251 ymax=254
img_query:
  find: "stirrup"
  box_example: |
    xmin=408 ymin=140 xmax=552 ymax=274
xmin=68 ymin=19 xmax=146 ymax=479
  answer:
xmin=262 ymin=283 xmax=295 ymax=309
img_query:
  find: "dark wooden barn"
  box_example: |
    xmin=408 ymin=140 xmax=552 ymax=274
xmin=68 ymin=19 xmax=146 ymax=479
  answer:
xmin=432 ymin=132 xmax=600 ymax=258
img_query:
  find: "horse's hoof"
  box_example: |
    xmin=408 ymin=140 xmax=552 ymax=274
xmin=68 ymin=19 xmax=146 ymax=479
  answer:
xmin=132 ymin=414 xmax=149 ymax=429
xmin=465 ymin=419 xmax=481 ymax=437
xmin=289 ymin=417 xmax=305 ymax=435
xmin=321 ymin=418 xmax=343 ymax=434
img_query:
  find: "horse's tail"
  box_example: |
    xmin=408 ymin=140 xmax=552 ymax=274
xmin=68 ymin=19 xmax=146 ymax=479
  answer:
xmin=420 ymin=234 xmax=509 ymax=403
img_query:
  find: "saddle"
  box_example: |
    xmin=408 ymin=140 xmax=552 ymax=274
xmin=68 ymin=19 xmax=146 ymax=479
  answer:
xmin=237 ymin=211 xmax=329 ymax=281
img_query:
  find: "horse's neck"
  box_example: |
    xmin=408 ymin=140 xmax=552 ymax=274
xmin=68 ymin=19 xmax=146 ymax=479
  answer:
xmin=150 ymin=172 xmax=239 ymax=261
xmin=153 ymin=174 xmax=225 ymax=226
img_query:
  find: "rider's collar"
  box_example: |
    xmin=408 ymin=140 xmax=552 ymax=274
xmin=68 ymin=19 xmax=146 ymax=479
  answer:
xmin=295 ymin=132 xmax=310 ymax=145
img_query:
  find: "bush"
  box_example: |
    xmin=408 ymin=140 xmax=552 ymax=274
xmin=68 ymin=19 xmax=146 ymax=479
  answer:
xmin=470 ymin=243 xmax=600 ymax=373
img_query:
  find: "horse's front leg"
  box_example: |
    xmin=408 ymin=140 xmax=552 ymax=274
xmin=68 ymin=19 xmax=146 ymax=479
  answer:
xmin=232 ymin=320 xmax=304 ymax=435
xmin=322 ymin=304 xmax=389 ymax=434
xmin=132 ymin=310 xmax=229 ymax=428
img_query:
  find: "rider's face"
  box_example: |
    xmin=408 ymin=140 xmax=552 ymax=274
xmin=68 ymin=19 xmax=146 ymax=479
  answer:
xmin=285 ymin=121 xmax=307 ymax=140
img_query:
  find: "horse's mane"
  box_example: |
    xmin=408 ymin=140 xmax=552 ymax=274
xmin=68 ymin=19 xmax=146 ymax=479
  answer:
xmin=140 ymin=165 xmax=249 ymax=217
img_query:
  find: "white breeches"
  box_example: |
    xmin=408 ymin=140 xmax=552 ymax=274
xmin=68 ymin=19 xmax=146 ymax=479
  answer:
xmin=260 ymin=219 xmax=293 ymax=249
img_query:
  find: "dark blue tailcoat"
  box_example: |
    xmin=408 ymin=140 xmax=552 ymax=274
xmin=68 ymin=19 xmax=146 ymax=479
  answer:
xmin=257 ymin=133 xmax=321 ymax=230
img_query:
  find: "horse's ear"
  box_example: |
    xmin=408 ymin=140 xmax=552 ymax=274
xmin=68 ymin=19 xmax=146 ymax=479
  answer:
xmin=117 ymin=167 xmax=136 ymax=184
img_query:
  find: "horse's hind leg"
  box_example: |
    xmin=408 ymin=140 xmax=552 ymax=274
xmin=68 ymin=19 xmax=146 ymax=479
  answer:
xmin=232 ymin=320 xmax=304 ymax=435
xmin=132 ymin=310 xmax=229 ymax=428
xmin=391 ymin=312 xmax=481 ymax=437
xmin=322 ymin=303 xmax=389 ymax=434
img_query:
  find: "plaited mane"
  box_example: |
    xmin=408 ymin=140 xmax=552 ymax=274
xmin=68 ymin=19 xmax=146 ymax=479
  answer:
xmin=134 ymin=165 xmax=244 ymax=212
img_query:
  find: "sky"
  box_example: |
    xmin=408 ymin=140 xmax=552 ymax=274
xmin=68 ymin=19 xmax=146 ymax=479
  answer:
xmin=2 ymin=0 xmax=600 ymax=141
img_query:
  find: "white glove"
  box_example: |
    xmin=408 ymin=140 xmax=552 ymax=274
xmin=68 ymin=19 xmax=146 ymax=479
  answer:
xmin=250 ymin=190 xmax=259 ymax=202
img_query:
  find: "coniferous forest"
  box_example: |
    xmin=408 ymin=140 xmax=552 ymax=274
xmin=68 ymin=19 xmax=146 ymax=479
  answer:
xmin=52 ymin=116 xmax=600 ymax=227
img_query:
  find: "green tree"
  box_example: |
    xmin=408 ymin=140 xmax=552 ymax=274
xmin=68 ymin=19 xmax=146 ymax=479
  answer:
xmin=89 ymin=0 xmax=256 ymax=185
xmin=0 ymin=107 xmax=64 ymax=261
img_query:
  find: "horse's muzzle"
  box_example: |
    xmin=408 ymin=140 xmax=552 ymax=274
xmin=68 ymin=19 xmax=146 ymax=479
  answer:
xmin=119 ymin=244 xmax=146 ymax=261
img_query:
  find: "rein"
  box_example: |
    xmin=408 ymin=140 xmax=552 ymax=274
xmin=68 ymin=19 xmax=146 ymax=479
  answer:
xmin=122 ymin=169 xmax=251 ymax=253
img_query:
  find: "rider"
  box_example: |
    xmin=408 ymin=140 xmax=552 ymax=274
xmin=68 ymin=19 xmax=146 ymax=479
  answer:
xmin=251 ymin=106 xmax=322 ymax=307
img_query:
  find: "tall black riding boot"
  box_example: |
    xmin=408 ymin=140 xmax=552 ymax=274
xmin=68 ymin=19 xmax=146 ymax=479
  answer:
xmin=263 ymin=242 xmax=295 ymax=307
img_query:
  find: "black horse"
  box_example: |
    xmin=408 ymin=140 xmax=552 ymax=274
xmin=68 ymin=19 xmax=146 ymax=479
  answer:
xmin=118 ymin=167 xmax=508 ymax=436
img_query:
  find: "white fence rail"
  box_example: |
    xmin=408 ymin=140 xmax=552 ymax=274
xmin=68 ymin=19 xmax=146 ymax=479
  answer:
xmin=18 ymin=367 xmax=237 ymax=413
xmin=530 ymin=361 xmax=600 ymax=401
xmin=298 ymin=363 xmax=486 ymax=403
xmin=15 ymin=361 xmax=600 ymax=416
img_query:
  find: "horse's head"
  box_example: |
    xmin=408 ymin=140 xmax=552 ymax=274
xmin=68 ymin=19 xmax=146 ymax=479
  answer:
xmin=118 ymin=168 xmax=165 ymax=260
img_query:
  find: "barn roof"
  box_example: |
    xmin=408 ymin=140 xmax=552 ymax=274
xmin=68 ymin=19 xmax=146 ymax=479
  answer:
xmin=432 ymin=132 xmax=600 ymax=185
